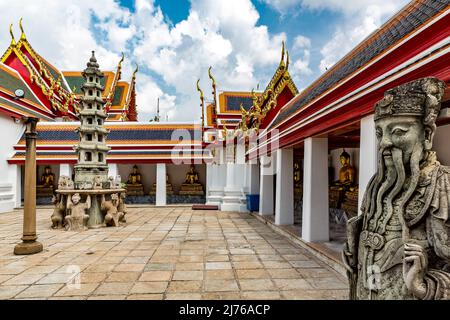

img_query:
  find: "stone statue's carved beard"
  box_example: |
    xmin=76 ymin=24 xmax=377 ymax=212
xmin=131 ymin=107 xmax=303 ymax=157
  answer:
xmin=364 ymin=143 xmax=423 ymax=235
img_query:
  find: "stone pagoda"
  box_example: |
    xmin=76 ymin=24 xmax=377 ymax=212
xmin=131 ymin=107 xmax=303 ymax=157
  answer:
xmin=53 ymin=52 xmax=126 ymax=231
xmin=74 ymin=51 xmax=110 ymax=189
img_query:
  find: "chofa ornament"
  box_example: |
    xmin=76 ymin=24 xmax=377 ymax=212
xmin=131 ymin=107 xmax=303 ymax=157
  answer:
xmin=343 ymin=77 xmax=450 ymax=300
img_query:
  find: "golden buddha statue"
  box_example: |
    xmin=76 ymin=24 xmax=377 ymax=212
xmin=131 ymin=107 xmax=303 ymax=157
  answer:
xmin=37 ymin=166 xmax=55 ymax=197
xmin=332 ymin=150 xmax=356 ymax=189
xmin=184 ymin=164 xmax=199 ymax=184
xmin=180 ymin=164 xmax=204 ymax=195
xmin=127 ymin=165 xmax=142 ymax=185
xmin=126 ymin=165 xmax=144 ymax=196
xmin=293 ymin=162 xmax=303 ymax=200
xmin=329 ymin=150 xmax=359 ymax=215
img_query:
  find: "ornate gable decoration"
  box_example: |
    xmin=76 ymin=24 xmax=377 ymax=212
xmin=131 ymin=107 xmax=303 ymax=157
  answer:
xmin=239 ymin=41 xmax=298 ymax=135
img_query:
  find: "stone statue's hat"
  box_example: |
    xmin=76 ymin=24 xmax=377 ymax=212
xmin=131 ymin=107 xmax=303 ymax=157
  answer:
xmin=374 ymin=77 xmax=446 ymax=125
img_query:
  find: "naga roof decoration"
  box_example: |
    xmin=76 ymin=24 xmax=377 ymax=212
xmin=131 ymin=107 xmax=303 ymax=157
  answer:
xmin=1 ymin=20 xmax=78 ymax=118
xmin=0 ymin=19 xmax=138 ymax=122
xmin=236 ymin=41 xmax=298 ymax=135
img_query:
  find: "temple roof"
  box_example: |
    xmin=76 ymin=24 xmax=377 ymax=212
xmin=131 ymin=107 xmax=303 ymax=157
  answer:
xmin=8 ymin=122 xmax=208 ymax=163
xmin=0 ymin=20 xmax=137 ymax=122
xmin=268 ymin=0 xmax=449 ymax=129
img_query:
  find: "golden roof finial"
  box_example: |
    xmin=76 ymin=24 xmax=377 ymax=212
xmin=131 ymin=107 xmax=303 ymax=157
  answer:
xmin=286 ymin=50 xmax=290 ymax=70
xmin=19 ymin=18 xmax=26 ymax=41
xmin=196 ymin=79 xmax=204 ymax=101
xmin=132 ymin=63 xmax=138 ymax=78
xmin=118 ymin=52 xmax=124 ymax=68
xmin=9 ymin=23 xmax=16 ymax=46
xmin=280 ymin=41 xmax=285 ymax=66
xmin=208 ymin=66 xmax=216 ymax=88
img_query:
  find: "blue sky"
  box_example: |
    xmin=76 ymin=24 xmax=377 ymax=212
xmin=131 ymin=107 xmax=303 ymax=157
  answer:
xmin=0 ymin=0 xmax=410 ymax=121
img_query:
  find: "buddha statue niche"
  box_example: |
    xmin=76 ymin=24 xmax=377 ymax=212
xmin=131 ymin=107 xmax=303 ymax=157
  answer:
xmin=329 ymin=150 xmax=358 ymax=211
xmin=37 ymin=166 xmax=55 ymax=197
xmin=293 ymin=162 xmax=303 ymax=199
xmin=335 ymin=150 xmax=356 ymax=188
xmin=179 ymin=164 xmax=204 ymax=195
xmin=126 ymin=165 xmax=144 ymax=196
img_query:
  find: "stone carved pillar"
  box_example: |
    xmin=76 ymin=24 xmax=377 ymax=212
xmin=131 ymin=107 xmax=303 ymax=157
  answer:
xmin=14 ymin=117 xmax=43 ymax=255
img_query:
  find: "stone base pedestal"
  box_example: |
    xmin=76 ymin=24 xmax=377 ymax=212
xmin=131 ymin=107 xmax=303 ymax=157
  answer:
xmin=14 ymin=240 xmax=43 ymax=255
xmin=342 ymin=189 xmax=358 ymax=218
xmin=37 ymin=186 xmax=54 ymax=197
xmin=179 ymin=183 xmax=204 ymax=196
xmin=126 ymin=185 xmax=144 ymax=196
xmin=220 ymin=188 xmax=243 ymax=212
xmin=149 ymin=184 xmax=174 ymax=195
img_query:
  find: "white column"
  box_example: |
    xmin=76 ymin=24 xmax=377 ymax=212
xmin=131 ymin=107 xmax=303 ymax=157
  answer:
xmin=358 ymin=114 xmax=377 ymax=213
xmin=302 ymin=137 xmax=329 ymax=242
xmin=259 ymin=154 xmax=275 ymax=216
xmin=156 ymin=163 xmax=166 ymax=206
xmin=59 ymin=163 xmax=73 ymax=177
xmin=108 ymin=163 xmax=118 ymax=177
xmin=14 ymin=165 xmax=21 ymax=208
xmin=275 ymin=148 xmax=294 ymax=225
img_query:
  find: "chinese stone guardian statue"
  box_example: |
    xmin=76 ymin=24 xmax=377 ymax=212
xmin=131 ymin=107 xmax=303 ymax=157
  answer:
xmin=343 ymin=77 xmax=449 ymax=300
xmin=65 ymin=193 xmax=91 ymax=231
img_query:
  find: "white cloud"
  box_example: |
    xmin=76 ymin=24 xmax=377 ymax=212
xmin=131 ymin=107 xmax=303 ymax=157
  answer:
xmin=290 ymin=35 xmax=312 ymax=77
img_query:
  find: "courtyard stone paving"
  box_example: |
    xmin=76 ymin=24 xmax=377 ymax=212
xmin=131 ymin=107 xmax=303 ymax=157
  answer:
xmin=0 ymin=207 xmax=348 ymax=300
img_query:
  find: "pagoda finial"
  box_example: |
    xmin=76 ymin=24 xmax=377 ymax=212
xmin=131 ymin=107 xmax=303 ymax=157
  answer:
xmin=9 ymin=23 xmax=16 ymax=46
xmin=90 ymin=50 xmax=96 ymax=62
xmin=19 ymin=18 xmax=26 ymax=41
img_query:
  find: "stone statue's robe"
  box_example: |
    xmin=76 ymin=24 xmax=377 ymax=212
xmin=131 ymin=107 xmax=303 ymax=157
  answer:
xmin=345 ymin=152 xmax=450 ymax=300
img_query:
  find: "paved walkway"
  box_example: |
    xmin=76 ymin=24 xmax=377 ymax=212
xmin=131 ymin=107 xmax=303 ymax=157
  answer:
xmin=0 ymin=207 xmax=348 ymax=300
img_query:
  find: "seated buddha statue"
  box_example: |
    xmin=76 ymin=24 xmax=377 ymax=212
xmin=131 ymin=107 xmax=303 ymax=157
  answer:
xmin=126 ymin=165 xmax=144 ymax=196
xmin=329 ymin=150 xmax=357 ymax=209
xmin=331 ymin=150 xmax=356 ymax=190
xmin=293 ymin=162 xmax=303 ymax=199
xmin=37 ymin=166 xmax=55 ymax=196
xmin=180 ymin=164 xmax=204 ymax=195
xmin=185 ymin=164 xmax=199 ymax=184
xmin=127 ymin=165 xmax=142 ymax=185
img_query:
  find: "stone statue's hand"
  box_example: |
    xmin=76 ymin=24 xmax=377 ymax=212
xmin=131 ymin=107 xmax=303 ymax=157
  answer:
xmin=403 ymin=242 xmax=428 ymax=299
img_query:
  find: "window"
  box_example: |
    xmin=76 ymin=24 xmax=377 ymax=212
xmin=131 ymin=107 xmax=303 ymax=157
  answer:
xmin=87 ymin=118 xmax=93 ymax=124
xmin=98 ymin=153 xmax=103 ymax=162
xmin=98 ymin=135 xmax=103 ymax=142
xmin=89 ymin=77 xmax=93 ymax=82
xmin=88 ymin=103 xmax=92 ymax=109
xmin=88 ymin=90 xmax=93 ymax=96
xmin=97 ymin=104 xmax=100 ymax=110
xmin=86 ymin=134 xmax=92 ymax=141
xmin=85 ymin=152 xmax=92 ymax=161
xmin=97 ymin=119 xmax=102 ymax=125
xmin=96 ymin=91 xmax=100 ymax=97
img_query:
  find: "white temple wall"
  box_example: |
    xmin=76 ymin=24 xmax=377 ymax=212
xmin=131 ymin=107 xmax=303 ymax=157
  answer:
xmin=434 ymin=123 xmax=450 ymax=166
xmin=0 ymin=113 xmax=25 ymax=213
